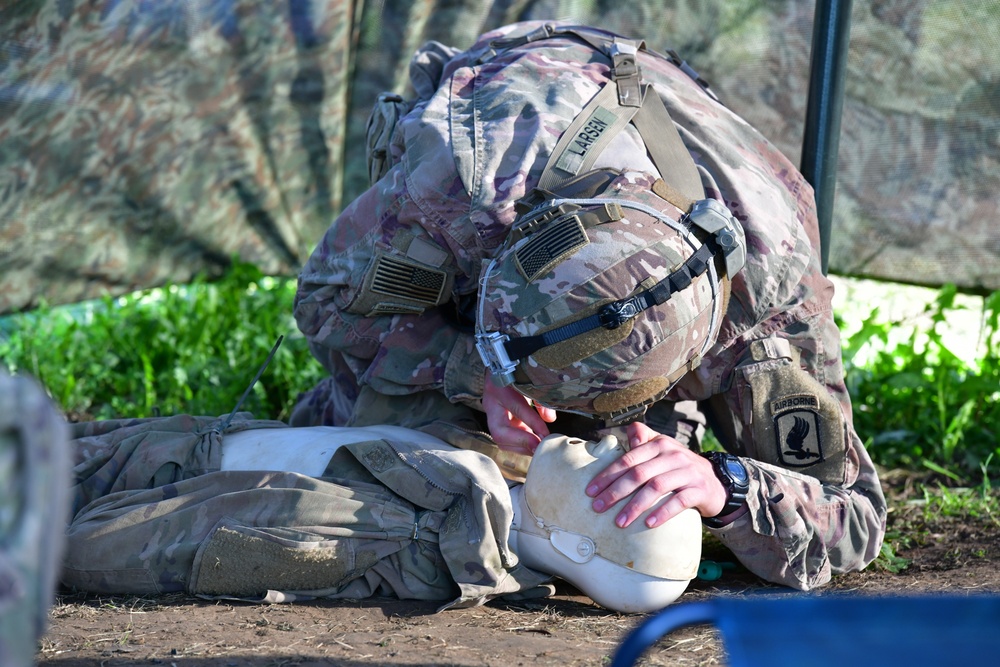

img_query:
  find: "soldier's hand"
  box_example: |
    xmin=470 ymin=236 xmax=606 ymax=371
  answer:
xmin=482 ymin=370 xmax=557 ymax=455
xmin=585 ymin=422 xmax=728 ymax=528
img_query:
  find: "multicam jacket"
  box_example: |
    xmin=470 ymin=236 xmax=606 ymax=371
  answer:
xmin=294 ymin=21 xmax=887 ymax=591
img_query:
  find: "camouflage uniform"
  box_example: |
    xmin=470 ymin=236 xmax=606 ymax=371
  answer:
xmin=64 ymin=414 xmax=550 ymax=608
xmin=0 ymin=371 xmax=71 ymax=667
xmin=293 ymin=21 xmax=887 ymax=591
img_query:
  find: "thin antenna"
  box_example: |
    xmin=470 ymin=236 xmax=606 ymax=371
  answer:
xmin=217 ymin=335 xmax=284 ymax=431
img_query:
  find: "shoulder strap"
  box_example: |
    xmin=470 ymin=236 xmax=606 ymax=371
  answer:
xmin=505 ymin=25 xmax=706 ymax=204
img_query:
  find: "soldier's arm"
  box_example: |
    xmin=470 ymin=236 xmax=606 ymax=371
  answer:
xmin=294 ymin=170 xmax=485 ymax=405
xmin=704 ymin=307 xmax=887 ymax=590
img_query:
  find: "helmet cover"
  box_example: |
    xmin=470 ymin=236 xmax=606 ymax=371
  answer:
xmin=476 ymin=176 xmax=724 ymax=423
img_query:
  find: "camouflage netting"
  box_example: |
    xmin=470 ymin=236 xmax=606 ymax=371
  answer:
xmin=2 ymin=0 xmax=998 ymax=314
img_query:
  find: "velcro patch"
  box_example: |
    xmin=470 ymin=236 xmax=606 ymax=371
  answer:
xmin=191 ymin=525 xmax=368 ymax=597
xmin=368 ymin=301 xmax=426 ymax=316
xmin=346 ymin=251 xmax=453 ymax=317
xmin=371 ymin=255 xmax=447 ymax=304
xmin=514 ymin=214 xmax=589 ymax=282
xmin=773 ymin=406 xmax=824 ymax=467
xmin=740 ymin=340 xmax=846 ymax=485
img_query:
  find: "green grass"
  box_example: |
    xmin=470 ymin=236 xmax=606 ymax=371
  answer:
xmin=2 ymin=265 xmax=999 ymax=488
xmin=0 ymin=261 xmax=325 ymax=422
xmin=838 ymin=283 xmax=1000 ymax=483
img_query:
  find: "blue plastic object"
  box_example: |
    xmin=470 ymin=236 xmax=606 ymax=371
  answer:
xmin=611 ymin=594 xmax=1000 ymax=667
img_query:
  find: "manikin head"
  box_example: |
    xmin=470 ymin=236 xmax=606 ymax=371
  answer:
xmin=508 ymin=432 xmax=702 ymax=612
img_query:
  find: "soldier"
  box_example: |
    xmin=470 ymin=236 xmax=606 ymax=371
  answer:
xmin=293 ymin=21 xmax=887 ymax=590
xmin=0 ymin=371 xmax=71 ymax=667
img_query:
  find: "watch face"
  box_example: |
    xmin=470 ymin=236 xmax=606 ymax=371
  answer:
xmin=725 ymin=457 xmax=749 ymax=484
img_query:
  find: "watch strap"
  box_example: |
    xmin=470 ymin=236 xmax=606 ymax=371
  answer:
xmin=702 ymin=451 xmax=749 ymax=528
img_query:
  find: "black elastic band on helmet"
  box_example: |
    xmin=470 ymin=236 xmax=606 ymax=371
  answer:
xmin=502 ymin=241 xmax=717 ymax=362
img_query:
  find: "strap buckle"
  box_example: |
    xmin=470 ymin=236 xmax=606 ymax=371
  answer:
xmin=475 ymin=331 xmax=518 ymax=386
xmin=598 ymin=296 xmax=644 ymax=330
xmin=609 ymin=38 xmax=642 ymax=107
xmin=686 ymin=199 xmax=747 ymax=277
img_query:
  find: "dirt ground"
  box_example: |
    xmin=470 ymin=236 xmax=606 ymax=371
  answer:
xmin=37 ymin=476 xmax=1000 ymax=667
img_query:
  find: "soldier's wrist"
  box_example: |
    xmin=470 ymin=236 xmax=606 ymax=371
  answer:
xmin=701 ymin=452 xmax=750 ymax=528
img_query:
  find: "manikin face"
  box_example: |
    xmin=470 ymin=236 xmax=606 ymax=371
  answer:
xmin=519 ymin=433 xmax=703 ymax=584
xmin=576 ymin=433 xmax=626 ymax=466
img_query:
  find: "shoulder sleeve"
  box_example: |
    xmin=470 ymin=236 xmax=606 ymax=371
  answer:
xmin=700 ymin=309 xmax=887 ymax=589
xmin=294 ymin=166 xmax=484 ymax=405
xmin=676 ymin=221 xmax=885 ymax=589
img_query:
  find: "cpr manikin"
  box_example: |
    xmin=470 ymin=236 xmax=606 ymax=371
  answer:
xmin=510 ymin=433 xmax=701 ymax=612
xmin=220 ymin=426 xmax=701 ymax=612
xmin=219 ymin=424 xmax=452 ymax=477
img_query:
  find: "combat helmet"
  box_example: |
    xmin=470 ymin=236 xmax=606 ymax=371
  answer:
xmin=475 ymin=176 xmax=746 ymax=425
xmin=474 ymin=24 xmax=746 ymax=426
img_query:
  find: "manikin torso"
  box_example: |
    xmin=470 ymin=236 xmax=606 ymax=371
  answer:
xmin=220 ymin=426 xmax=701 ymax=612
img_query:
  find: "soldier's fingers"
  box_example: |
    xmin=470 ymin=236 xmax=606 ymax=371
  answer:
xmin=483 ymin=385 xmax=519 ymax=423
xmin=613 ymin=469 xmax=711 ymax=528
xmin=504 ymin=395 xmax=552 ymax=439
xmin=585 ymin=442 xmax=660 ymax=498
xmin=642 ymin=487 xmax=703 ymax=529
xmin=537 ymin=405 xmax=558 ymax=423
xmin=627 ymin=421 xmax=661 ymax=447
xmin=484 ymin=382 xmax=533 ymax=423
xmin=611 ymin=473 xmax=691 ymax=528
xmin=587 ymin=449 xmax=666 ymax=514
xmin=490 ymin=420 xmax=542 ymax=452
xmin=488 ymin=395 xmax=549 ymax=451
xmin=627 ymin=421 xmax=685 ymax=452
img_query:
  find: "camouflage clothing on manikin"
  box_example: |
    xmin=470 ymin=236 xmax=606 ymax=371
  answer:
xmin=0 ymin=371 xmax=71 ymax=667
xmin=64 ymin=413 xmax=550 ymax=608
xmin=293 ymin=21 xmax=886 ymax=591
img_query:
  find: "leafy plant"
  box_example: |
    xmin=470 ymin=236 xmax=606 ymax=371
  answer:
xmin=842 ymin=284 xmax=1000 ymax=483
xmin=0 ymin=261 xmax=325 ymax=422
xmin=873 ymin=533 xmax=913 ymax=574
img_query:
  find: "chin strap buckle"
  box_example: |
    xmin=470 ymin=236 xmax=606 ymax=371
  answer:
xmin=686 ymin=199 xmax=747 ymax=277
xmin=475 ymin=331 xmax=518 ymax=386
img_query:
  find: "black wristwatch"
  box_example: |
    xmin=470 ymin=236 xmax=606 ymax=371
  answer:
xmin=702 ymin=451 xmax=750 ymax=528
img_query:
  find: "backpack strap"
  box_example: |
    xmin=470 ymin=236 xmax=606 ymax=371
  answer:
xmin=631 ymin=89 xmax=706 ymax=204
xmin=510 ymin=26 xmax=706 ymax=205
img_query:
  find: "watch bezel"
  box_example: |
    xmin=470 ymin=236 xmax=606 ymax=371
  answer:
xmin=702 ymin=451 xmax=750 ymax=525
xmin=724 ymin=457 xmax=749 ymax=485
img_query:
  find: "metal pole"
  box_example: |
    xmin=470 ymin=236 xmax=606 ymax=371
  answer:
xmin=800 ymin=0 xmax=854 ymax=275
